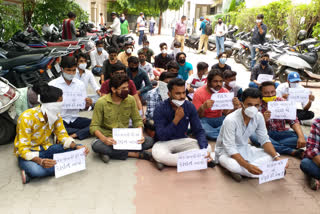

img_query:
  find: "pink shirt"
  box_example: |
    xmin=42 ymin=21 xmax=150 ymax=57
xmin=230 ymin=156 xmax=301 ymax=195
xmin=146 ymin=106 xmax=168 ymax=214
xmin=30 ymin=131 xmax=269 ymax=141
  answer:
xmin=192 ymin=85 xmax=229 ymax=118
xmin=175 ymin=21 xmax=186 ymax=35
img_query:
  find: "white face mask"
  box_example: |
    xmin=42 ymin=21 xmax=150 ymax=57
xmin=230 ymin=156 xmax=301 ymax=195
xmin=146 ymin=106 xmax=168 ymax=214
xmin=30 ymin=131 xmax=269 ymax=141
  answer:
xmin=172 ymin=99 xmax=185 ymax=107
xmin=228 ymin=81 xmax=236 ymax=88
xmin=126 ymin=48 xmax=132 ymax=54
xmin=256 ymin=19 xmax=262 ymax=23
xmin=78 ymin=63 xmax=87 ymax=70
xmin=210 ymin=88 xmax=220 ymax=93
xmin=161 ymin=49 xmax=167 ymax=54
xmin=290 ymin=82 xmax=299 ymax=88
xmin=40 ymin=102 xmax=63 ymax=128
xmin=244 ymin=106 xmax=258 ymax=118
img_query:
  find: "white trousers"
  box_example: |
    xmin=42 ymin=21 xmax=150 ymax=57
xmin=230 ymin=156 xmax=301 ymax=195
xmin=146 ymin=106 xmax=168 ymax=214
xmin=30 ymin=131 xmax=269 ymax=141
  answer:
xmin=152 ymin=138 xmax=212 ymax=166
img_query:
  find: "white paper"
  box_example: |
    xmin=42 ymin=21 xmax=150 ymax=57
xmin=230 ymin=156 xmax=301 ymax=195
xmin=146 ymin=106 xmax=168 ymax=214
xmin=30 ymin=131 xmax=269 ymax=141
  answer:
xmin=63 ymin=91 xmax=87 ymax=109
xmin=268 ymin=101 xmax=296 ymax=120
xmin=177 ymin=149 xmax=208 ymax=173
xmin=211 ymin=92 xmax=234 ymax=110
xmin=113 ymin=128 xmax=142 ymax=150
xmin=288 ymin=88 xmax=310 ymax=104
xmin=259 ymin=158 xmax=288 ymax=184
xmin=54 ymin=148 xmax=86 ymax=178
xmin=257 ymin=74 xmax=274 ymax=83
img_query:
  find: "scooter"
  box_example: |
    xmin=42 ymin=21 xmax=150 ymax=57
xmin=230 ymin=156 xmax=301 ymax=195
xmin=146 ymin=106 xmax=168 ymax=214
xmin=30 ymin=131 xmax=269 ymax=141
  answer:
xmin=103 ymin=28 xmax=134 ymax=51
xmin=185 ymin=34 xmax=200 ymax=50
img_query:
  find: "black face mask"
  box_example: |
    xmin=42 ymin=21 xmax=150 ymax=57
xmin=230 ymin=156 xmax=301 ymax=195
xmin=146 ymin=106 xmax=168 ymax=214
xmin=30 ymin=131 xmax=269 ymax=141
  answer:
xmin=130 ymin=67 xmax=138 ymax=72
xmin=117 ymin=89 xmax=129 ymax=99
xmin=139 ymin=58 xmax=146 ymax=63
xmin=179 ymin=59 xmax=186 ymax=64
xmin=218 ymin=21 xmax=222 ymax=24
xmin=261 ymin=60 xmax=268 ymax=66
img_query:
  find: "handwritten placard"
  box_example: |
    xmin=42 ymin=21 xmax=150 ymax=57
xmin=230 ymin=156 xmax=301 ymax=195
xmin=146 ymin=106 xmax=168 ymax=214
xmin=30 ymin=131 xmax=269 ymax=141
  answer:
xmin=288 ymin=88 xmax=310 ymax=104
xmin=211 ymin=92 xmax=234 ymax=110
xmin=268 ymin=101 xmax=296 ymax=120
xmin=259 ymin=158 xmax=288 ymax=184
xmin=257 ymin=74 xmax=273 ymax=83
xmin=177 ymin=149 xmax=207 ymax=173
xmin=112 ymin=128 xmax=142 ymax=150
xmin=63 ymin=91 xmax=86 ymax=109
xmin=53 ymin=148 xmax=86 ymax=178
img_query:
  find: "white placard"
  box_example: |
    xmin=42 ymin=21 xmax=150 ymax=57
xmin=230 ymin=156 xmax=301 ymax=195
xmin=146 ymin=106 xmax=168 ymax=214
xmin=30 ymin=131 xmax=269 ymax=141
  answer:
xmin=177 ymin=149 xmax=208 ymax=173
xmin=288 ymin=88 xmax=310 ymax=104
xmin=63 ymin=91 xmax=86 ymax=109
xmin=268 ymin=101 xmax=296 ymax=120
xmin=113 ymin=128 xmax=142 ymax=150
xmin=259 ymin=158 xmax=288 ymax=184
xmin=211 ymin=92 xmax=234 ymax=110
xmin=54 ymin=148 xmax=86 ymax=178
xmin=257 ymin=74 xmax=274 ymax=83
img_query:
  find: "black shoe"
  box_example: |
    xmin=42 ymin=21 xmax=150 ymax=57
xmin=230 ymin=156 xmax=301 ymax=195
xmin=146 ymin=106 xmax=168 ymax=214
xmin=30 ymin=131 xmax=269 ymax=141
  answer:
xmin=293 ymin=149 xmax=305 ymax=160
xmin=155 ymin=162 xmax=165 ymax=171
xmin=139 ymin=151 xmax=153 ymax=161
xmin=208 ymin=161 xmax=216 ymax=168
xmin=99 ymin=154 xmax=110 ymax=163
xmin=230 ymin=172 xmax=242 ymax=182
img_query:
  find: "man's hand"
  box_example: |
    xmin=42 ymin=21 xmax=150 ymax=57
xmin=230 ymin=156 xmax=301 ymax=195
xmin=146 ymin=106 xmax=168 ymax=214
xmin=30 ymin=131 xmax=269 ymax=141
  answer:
xmin=85 ymin=97 xmax=93 ymax=108
xmin=309 ymin=94 xmax=315 ymax=102
xmin=263 ymin=110 xmax=271 ymax=122
xmin=246 ymin=164 xmax=263 ymax=175
xmin=232 ymin=97 xmax=241 ymax=109
xmin=202 ymin=100 xmax=214 ymax=110
xmin=41 ymin=159 xmax=57 ymax=168
xmin=75 ymin=145 xmax=90 ymax=156
xmin=297 ymin=137 xmax=306 ymax=148
xmin=274 ymin=157 xmax=289 ymax=169
xmin=173 ymin=107 xmax=184 ymax=125
xmin=257 ymin=22 xmax=261 ymax=27
xmin=97 ymin=90 xmax=102 ymax=96
xmin=282 ymin=94 xmax=289 ymax=100
xmin=137 ymin=136 xmax=145 ymax=144
xmin=205 ymin=152 xmax=213 ymax=162
xmin=188 ymin=87 xmax=194 ymax=93
xmin=102 ymin=137 xmax=117 ymax=146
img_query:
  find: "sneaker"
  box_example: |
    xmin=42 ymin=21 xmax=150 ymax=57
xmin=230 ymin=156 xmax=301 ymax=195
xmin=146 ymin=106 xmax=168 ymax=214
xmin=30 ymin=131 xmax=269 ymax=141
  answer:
xmin=139 ymin=151 xmax=153 ymax=161
xmin=207 ymin=161 xmax=216 ymax=168
xmin=155 ymin=162 xmax=165 ymax=171
xmin=99 ymin=154 xmax=110 ymax=163
xmin=21 ymin=170 xmax=30 ymax=184
xmin=229 ymin=172 xmax=242 ymax=182
xmin=310 ymin=177 xmax=320 ymax=191
xmin=300 ymin=119 xmax=313 ymax=126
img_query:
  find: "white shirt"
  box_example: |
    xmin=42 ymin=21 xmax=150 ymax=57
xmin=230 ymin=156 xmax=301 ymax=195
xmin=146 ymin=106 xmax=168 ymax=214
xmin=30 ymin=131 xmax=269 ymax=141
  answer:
xmin=75 ymin=68 xmax=100 ymax=92
xmin=214 ymin=23 xmax=228 ymax=37
xmin=90 ymin=49 xmax=108 ymax=67
xmin=139 ymin=62 xmax=154 ymax=79
xmin=137 ymin=16 xmax=145 ymax=31
xmin=186 ymin=73 xmax=207 ymax=88
xmin=215 ymin=109 xmax=270 ymax=163
xmin=276 ymin=82 xmax=308 ymax=108
xmin=49 ymin=76 xmax=86 ymax=124
xmin=110 ymin=17 xmax=121 ymax=36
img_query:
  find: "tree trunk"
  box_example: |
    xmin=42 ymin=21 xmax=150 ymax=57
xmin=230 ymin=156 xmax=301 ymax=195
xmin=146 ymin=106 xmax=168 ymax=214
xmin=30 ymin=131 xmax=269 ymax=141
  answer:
xmin=158 ymin=11 xmax=162 ymax=35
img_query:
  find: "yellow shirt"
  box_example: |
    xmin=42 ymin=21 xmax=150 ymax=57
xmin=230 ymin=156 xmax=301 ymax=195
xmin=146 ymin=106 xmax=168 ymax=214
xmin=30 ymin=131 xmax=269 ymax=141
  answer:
xmin=14 ymin=106 xmax=74 ymax=160
xmin=117 ymin=51 xmax=137 ymax=67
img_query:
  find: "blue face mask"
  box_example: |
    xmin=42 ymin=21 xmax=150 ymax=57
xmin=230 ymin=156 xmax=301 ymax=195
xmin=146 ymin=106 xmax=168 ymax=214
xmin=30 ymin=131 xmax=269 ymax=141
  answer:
xmin=97 ymin=47 xmax=103 ymax=52
xmin=219 ymin=58 xmax=227 ymax=65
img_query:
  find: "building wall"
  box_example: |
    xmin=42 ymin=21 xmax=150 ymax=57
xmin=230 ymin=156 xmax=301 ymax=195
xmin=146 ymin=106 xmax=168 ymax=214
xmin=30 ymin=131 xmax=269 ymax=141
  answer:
xmin=74 ymin=0 xmax=108 ymax=25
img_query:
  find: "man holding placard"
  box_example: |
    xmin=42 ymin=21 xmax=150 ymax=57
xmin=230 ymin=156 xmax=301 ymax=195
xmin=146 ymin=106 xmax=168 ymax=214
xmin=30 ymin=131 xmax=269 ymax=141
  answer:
xmin=193 ymin=69 xmax=240 ymax=140
xmin=49 ymin=56 xmax=92 ymax=140
xmin=215 ymin=88 xmax=287 ymax=182
xmin=250 ymin=81 xmax=306 ymax=159
xmin=276 ymin=72 xmax=315 ymax=123
xmin=90 ymin=73 xmax=154 ymax=163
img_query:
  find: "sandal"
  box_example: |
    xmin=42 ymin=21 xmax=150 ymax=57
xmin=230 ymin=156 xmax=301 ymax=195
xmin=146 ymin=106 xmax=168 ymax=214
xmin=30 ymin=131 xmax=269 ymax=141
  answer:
xmin=310 ymin=178 xmax=320 ymax=191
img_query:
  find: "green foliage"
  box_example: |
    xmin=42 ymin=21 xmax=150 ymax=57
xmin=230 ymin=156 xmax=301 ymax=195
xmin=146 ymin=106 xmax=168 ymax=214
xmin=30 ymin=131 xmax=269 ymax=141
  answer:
xmin=312 ymin=23 xmax=320 ymax=40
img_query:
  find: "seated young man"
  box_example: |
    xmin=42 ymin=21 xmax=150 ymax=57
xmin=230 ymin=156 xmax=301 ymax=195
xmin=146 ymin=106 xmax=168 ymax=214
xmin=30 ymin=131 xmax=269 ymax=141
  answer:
xmin=223 ymin=70 xmax=243 ymax=101
xmin=165 ymin=60 xmax=181 ymax=78
xmin=154 ymin=43 xmax=173 ymax=73
xmin=186 ymin=62 xmax=208 ymax=100
xmin=14 ymin=84 xmax=89 ymax=184
xmin=250 ymin=81 xmax=306 ymax=158
xmin=138 ymin=40 xmax=155 ymax=63
xmin=49 ymin=56 xmax=92 ymax=140
xmin=193 ymin=69 xmax=240 ymax=140
xmin=215 ymin=88 xmax=288 ymax=182
xmin=176 ymin=52 xmax=193 ymax=81
xmin=101 ymin=47 xmax=124 ymax=83
xmin=90 ymin=40 xmax=108 ymax=76
xmin=90 ymin=73 xmax=154 ymax=163
xmin=118 ymin=42 xmax=137 ymax=67
xmin=276 ymin=72 xmax=315 ymax=123
xmin=211 ymin=52 xmax=231 ymax=73
xmin=138 ymin=51 xmax=154 ymax=81
xmin=300 ymin=118 xmax=320 ymax=190
xmin=152 ymin=78 xmax=214 ymax=170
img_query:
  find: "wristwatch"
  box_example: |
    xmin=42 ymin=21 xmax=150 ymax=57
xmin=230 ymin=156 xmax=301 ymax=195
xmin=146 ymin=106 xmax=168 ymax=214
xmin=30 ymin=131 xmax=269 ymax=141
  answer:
xmin=272 ymin=152 xmax=280 ymax=160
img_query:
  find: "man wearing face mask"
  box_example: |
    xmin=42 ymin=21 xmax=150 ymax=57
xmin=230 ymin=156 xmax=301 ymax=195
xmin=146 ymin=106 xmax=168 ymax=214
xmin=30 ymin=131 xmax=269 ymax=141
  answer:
xmin=215 ymin=88 xmax=287 ymax=182
xmin=250 ymin=81 xmax=307 ymax=159
xmin=170 ymin=41 xmax=181 ymax=59
xmin=155 ymin=43 xmax=173 ymax=73
xmin=138 ymin=51 xmax=154 ymax=80
xmin=176 ymin=52 xmax=193 ymax=81
xmin=137 ymin=12 xmax=146 ymax=46
xmin=250 ymin=14 xmax=267 ymax=70
xmin=223 ymin=70 xmax=243 ymax=101
xmin=276 ymin=72 xmax=315 ymax=123
xmin=193 ymin=69 xmax=240 ymax=140
xmin=90 ymin=73 xmax=154 ymax=163
xmin=152 ymin=78 xmax=214 ymax=170
xmin=197 ymin=17 xmax=210 ymax=55
xmin=175 ymin=15 xmax=187 ymax=52
xmin=90 ymin=40 xmax=108 ymax=76
xmin=118 ymin=42 xmax=137 ymax=67
xmin=214 ymin=18 xmax=228 ymax=57
xmin=211 ymin=52 xmax=231 ymax=73
xmin=138 ymin=40 xmax=155 ymax=63
xmin=49 ymin=56 xmax=92 ymax=140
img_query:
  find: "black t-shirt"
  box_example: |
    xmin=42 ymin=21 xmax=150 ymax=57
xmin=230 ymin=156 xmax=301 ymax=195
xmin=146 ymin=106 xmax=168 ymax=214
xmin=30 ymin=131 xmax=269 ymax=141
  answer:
xmin=211 ymin=63 xmax=232 ymax=73
xmin=102 ymin=60 xmax=125 ymax=80
xmin=251 ymin=23 xmax=267 ymax=45
xmin=155 ymin=53 xmax=173 ymax=69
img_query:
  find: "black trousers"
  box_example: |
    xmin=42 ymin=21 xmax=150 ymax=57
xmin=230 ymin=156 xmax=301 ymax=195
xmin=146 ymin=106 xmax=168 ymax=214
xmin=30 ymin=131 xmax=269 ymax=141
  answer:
xmin=111 ymin=35 xmax=119 ymax=50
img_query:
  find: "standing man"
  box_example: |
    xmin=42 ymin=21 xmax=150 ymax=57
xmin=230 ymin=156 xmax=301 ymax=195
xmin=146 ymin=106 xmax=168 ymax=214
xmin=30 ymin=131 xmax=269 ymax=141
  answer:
xmin=137 ymin=12 xmax=146 ymax=46
xmin=100 ymin=13 xmax=104 ymax=27
xmin=197 ymin=17 xmax=209 ymax=55
xmin=250 ymin=14 xmax=267 ymax=70
xmin=214 ymin=18 xmax=228 ymax=58
xmin=62 ymin=12 xmax=78 ymax=40
xmin=109 ymin=12 xmax=121 ymax=50
xmin=175 ymin=15 xmax=187 ymax=52
xmin=90 ymin=40 xmax=108 ymax=76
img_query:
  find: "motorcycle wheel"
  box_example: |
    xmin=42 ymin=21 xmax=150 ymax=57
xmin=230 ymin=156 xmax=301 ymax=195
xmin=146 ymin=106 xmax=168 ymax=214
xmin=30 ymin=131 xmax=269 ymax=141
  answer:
xmin=278 ymin=69 xmax=289 ymax=83
xmin=234 ymin=51 xmax=241 ymax=63
xmin=0 ymin=113 xmax=16 ymax=145
xmin=209 ymin=43 xmax=216 ymax=51
xmin=241 ymin=51 xmax=251 ymax=70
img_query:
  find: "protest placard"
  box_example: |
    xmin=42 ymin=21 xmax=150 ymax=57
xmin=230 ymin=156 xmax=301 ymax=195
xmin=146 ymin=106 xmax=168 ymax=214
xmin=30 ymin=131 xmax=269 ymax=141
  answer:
xmin=257 ymin=74 xmax=274 ymax=83
xmin=53 ymin=148 xmax=86 ymax=178
xmin=211 ymin=92 xmax=234 ymax=110
xmin=113 ymin=128 xmax=142 ymax=150
xmin=268 ymin=101 xmax=296 ymax=120
xmin=288 ymin=88 xmax=310 ymax=104
xmin=63 ymin=91 xmax=86 ymax=110
xmin=259 ymin=158 xmax=288 ymax=184
xmin=177 ymin=149 xmax=208 ymax=173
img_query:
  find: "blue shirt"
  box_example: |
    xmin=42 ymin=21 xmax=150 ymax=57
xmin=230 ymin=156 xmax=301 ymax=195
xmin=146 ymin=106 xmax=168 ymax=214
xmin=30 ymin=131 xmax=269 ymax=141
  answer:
xmin=153 ymin=99 xmax=208 ymax=149
xmin=200 ymin=20 xmax=208 ymax=35
xmin=127 ymin=68 xmax=152 ymax=94
xmin=178 ymin=62 xmax=193 ymax=81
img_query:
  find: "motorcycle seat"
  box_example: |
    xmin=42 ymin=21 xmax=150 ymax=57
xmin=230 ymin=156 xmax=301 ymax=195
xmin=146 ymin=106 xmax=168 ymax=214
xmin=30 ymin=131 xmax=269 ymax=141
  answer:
xmin=47 ymin=41 xmax=78 ymax=47
xmin=190 ymin=35 xmax=200 ymax=40
xmin=0 ymin=54 xmax=44 ymax=70
xmin=297 ymin=53 xmax=317 ymax=65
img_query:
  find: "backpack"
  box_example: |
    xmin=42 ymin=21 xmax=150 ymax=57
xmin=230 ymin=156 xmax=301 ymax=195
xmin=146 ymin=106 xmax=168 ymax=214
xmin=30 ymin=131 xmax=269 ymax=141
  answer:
xmin=205 ymin=22 xmax=213 ymax=36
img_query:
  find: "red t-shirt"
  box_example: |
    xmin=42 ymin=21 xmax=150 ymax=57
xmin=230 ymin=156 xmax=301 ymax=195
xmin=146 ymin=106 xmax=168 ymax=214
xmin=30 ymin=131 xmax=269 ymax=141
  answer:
xmin=100 ymin=79 xmax=137 ymax=95
xmin=192 ymin=85 xmax=229 ymax=118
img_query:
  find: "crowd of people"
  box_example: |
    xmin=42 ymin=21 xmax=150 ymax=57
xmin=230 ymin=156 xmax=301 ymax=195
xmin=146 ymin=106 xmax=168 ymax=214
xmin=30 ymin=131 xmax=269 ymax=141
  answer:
xmin=12 ymin=13 xmax=320 ymax=192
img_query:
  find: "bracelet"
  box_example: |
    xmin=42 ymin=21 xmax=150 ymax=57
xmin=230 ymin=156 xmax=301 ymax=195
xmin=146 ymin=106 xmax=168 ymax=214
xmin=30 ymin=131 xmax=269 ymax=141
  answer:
xmin=272 ymin=152 xmax=280 ymax=160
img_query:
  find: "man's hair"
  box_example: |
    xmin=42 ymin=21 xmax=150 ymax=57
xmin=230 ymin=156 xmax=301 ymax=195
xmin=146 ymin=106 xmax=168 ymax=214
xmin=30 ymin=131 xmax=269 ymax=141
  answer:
xmin=223 ymin=70 xmax=237 ymax=79
xmin=257 ymin=14 xmax=264 ymax=19
xmin=67 ymin=12 xmax=76 ymax=19
xmin=259 ymin=81 xmax=275 ymax=91
xmin=127 ymin=56 xmax=139 ymax=64
xmin=100 ymin=13 xmax=103 ymax=16
xmin=242 ymin=88 xmax=262 ymax=102
xmin=96 ymin=40 xmax=104 ymax=46
xmin=218 ymin=18 xmax=222 ymax=21
xmin=261 ymin=53 xmax=269 ymax=58
xmin=138 ymin=51 xmax=146 ymax=56
xmin=197 ymin=62 xmax=209 ymax=71
xmin=166 ymin=60 xmax=180 ymax=70
xmin=32 ymin=82 xmax=63 ymax=103
xmin=159 ymin=72 xmax=178 ymax=81
xmin=175 ymin=52 xmax=186 ymax=62
xmin=143 ymin=40 xmax=150 ymax=44
xmin=159 ymin=42 xmax=167 ymax=49
xmin=108 ymin=47 xmax=118 ymax=54
xmin=207 ymin=69 xmax=224 ymax=83
xmin=109 ymin=73 xmax=129 ymax=92
xmin=167 ymin=78 xmax=185 ymax=92
xmin=111 ymin=63 xmax=126 ymax=74
xmin=218 ymin=52 xmax=227 ymax=59
xmin=181 ymin=15 xmax=186 ymax=19
xmin=61 ymin=56 xmax=77 ymax=68
xmin=76 ymin=52 xmax=88 ymax=61
xmin=125 ymin=42 xmax=133 ymax=47
xmin=174 ymin=41 xmax=181 ymax=47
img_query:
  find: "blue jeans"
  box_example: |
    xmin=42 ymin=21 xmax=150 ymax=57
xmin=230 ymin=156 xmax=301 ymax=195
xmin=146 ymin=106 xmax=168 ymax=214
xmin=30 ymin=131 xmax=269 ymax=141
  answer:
xmin=249 ymin=81 xmax=279 ymax=88
xmin=216 ymin=36 xmax=225 ymax=57
xmin=138 ymin=30 xmax=144 ymax=45
xmin=63 ymin=117 xmax=91 ymax=140
xmin=250 ymin=45 xmax=256 ymax=70
xmin=300 ymin=158 xmax=320 ymax=180
xmin=200 ymin=116 xmax=225 ymax=140
xmin=19 ymin=144 xmax=73 ymax=178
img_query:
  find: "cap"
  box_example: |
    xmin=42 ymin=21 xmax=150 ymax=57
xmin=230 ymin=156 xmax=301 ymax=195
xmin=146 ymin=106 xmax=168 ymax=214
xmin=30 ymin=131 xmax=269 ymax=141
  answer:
xmin=288 ymin=72 xmax=301 ymax=82
xmin=200 ymin=17 xmax=204 ymax=20
xmin=140 ymin=12 xmax=144 ymax=15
